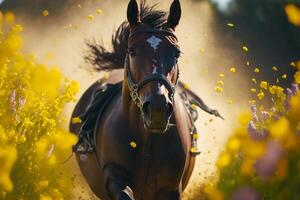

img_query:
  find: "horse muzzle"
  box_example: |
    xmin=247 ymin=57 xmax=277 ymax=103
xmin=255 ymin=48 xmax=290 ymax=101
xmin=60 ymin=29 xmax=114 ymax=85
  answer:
xmin=141 ymin=98 xmax=174 ymax=134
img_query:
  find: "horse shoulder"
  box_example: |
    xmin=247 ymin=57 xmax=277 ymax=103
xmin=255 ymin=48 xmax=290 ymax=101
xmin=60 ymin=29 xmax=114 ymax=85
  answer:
xmin=96 ymin=94 xmax=136 ymax=171
xmin=173 ymin=92 xmax=192 ymax=155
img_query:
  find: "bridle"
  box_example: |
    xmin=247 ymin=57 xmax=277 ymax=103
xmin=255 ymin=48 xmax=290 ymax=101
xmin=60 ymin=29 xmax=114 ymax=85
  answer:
xmin=124 ymin=28 xmax=180 ymax=111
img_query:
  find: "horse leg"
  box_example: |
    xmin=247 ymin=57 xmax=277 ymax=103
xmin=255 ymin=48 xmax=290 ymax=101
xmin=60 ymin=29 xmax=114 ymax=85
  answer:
xmin=104 ymin=164 xmax=135 ymax=200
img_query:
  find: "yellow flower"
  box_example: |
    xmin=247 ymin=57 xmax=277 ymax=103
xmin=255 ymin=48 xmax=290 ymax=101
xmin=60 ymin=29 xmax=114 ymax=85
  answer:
xmin=242 ymin=140 xmax=265 ymax=159
xmin=199 ymin=48 xmax=205 ymax=53
xmin=276 ymin=86 xmax=285 ymax=98
xmin=252 ymin=78 xmax=257 ymax=84
xmin=269 ymin=85 xmax=278 ymax=95
xmin=249 ymin=99 xmax=256 ymax=105
xmin=290 ymin=62 xmax=296 ymax=67
xmin=272 ymin=66 xmax=278 ymax=71
xmin=282 ymin=74 xmax=287 ymax=79
xmin=215 ymin=86 xmax=223 ymax=93
xmin=38 ymin=180 xmax=49 ymax=189
xmin=48 ymin=155 xmax=57 ymax=165
xmin=250 ymin=88 xmax=257 ymax=93
xmin=241 ymin=158 xmax=254 ymax=176
xmin=270 ymin=117 xmax=290 ymax=139
xmin=87 ymin=15 xmax=95 ymax=21
xmin=242 ymin=46 xmax=249 ymax=52
xmin=295 ymin=71 xmax=300 ymax=84
xmin=260 ymin=81 xmax=268 ymax=90
xmin=217 ymin=80 xmax=224 ymax=86
xmin=193 ymin=132 xmax=199 ymax=140
xmin=227 ymin=23 xmax=234 ymax=27
xmin=227 ymin=137 xmax=241 ymax=152
xmin=227 ymin=99 xmax=233 ymax=105
xmin=96 ymin=9 xmax=103 ymax=14
xmin=297 ymin=61 xmax=300 ymax=70
xmin=130 ymin=141 xmax=137 ymax=148
xmin=216 ymin=152 xmax=231 ymax=168
xmin=219 ymin=73 xmax=225 ymax=78
xmin=190 ymin=147 xmax=199 ymax=154
xmin=230 ymin=67 xmax=236 ymax=73
xmin=40 ymin=195 xmax=53 ymax=200
xmin=238 ymin=112 xmax=252 ymax=126
xmin=254 ymin=68 xmax=260 ymax=73
xmin=285 ymin=4 xmax=300 ymax=26
xmin=103 ymin=72 xmax=110 ymax=80
xmin=71 ymin=117 xmax=82 ymax=124
xmin=290 ymin=94 xmax=300 ymax=121
xmin=12 ymin=24 xmax=23 ymax=34
xmin=257 ymin=91 xmax=265 ymax=100
xmin=0 ymin=146 xmax=17 ymax=192
xmin=191 ymin=104 xmax=197 ymax=110
xmin=42 ymin=10 xmax=49 ymax=17
xmin=4 ymin=12 xmax=15 ymax=24
xmin=184 ymin=83 xmax=190 ymax=90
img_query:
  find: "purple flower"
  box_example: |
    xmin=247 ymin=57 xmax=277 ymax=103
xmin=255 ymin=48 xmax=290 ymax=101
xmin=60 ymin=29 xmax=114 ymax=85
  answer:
xmin=291 ymin=83 xmax=299 ymax=95
xmin=10 ymin=89 xmax=16 ymax=103
xmin=286 ymin=88 xmax=293 ymax=98
xmin=10 ymin=89 xmax=17 ymax=112
xmin=247 ymin=121 xmax=267 ymax=140
xmin=231 ymin=186 xmax=261 ymax=200
xmin=261 ymin=111 xmax=269 ymax=121
xmin=248 ymin=121 xmax=257 ymax=135
xmin=251 ymin=105 xmax=257 ymax=114
xmin=253 ymin=113 xmax=259 ymax=122
xmin=19 ymin=98 xmax=27 ymax=107
xmin=255 ymin=141 xmax=283 ymax=180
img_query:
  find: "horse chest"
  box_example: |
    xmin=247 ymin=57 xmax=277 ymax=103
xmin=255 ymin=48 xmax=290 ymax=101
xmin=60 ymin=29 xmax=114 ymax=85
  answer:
xmin=132 ymin=132 xmax=187 ymax=197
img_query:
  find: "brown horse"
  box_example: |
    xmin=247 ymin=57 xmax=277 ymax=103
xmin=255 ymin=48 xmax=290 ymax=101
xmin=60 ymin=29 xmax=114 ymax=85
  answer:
xmin=70 ymin=1 xmax=222 ymax=199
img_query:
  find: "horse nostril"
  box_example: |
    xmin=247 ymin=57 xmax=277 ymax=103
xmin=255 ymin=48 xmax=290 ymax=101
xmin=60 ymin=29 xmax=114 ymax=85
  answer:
xmin=142 ymin=101 xmax=151 ymax=116
xmin=166 ymin=102 xmax=174 ymax=117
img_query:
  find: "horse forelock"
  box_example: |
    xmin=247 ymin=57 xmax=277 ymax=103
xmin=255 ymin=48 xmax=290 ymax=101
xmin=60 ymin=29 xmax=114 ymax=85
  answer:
xmin=85 ymin=1 xmax=169 ymax=72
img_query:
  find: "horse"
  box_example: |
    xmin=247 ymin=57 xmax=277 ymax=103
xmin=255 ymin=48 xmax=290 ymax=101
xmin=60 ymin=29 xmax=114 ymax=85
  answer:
xmin=70 ymin=1 xmax=222 ymax=199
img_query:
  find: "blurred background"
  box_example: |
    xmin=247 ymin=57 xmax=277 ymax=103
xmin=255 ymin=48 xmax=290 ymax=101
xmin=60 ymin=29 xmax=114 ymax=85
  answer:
xmin=0 ymin=0 xmax=299 ymax=199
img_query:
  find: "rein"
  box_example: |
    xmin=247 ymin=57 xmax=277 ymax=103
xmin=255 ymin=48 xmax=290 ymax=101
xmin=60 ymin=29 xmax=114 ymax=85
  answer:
xmin=124 ymin=28 xmax=180 ymax=110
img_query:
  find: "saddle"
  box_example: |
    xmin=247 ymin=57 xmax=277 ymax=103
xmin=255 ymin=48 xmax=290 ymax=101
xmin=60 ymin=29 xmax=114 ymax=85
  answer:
xmin=72 ymin=82 xmax=200 ymax=156
xmin=72 ymin=81 xmax=122 ymax=154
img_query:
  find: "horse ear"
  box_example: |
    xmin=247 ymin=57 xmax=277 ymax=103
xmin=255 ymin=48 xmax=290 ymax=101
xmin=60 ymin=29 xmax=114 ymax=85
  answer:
xmin=167 ymin=0 xmax=182 ymax=29
xmin=127 ymin=0 xmax=140 ymax=26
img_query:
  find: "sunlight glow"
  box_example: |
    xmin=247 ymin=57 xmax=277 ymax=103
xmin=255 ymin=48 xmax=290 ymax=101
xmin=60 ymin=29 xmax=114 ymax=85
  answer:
xmin=212 ymin=0 xmax=232 ymax=11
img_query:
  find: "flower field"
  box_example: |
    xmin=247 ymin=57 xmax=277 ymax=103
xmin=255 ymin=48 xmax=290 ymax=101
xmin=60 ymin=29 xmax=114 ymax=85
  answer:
xmin=0 ymin=12 xmax=79 ymax=200
xmin=203 ymin=64 xmax=300 ymax=199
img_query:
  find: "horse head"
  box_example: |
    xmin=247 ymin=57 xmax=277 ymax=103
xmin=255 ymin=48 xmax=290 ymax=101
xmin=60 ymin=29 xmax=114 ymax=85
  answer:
xmin=125 ymin=0 xmax=181 ymax=134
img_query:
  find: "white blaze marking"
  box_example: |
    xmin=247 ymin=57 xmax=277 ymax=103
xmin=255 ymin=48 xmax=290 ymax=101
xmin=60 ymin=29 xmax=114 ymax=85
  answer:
xmin=147 ymin=36 xmax=162 ymax=51
xmin=152 ymin=66 xmax=158 ymax=74
xmin=158 ymin=83 xmax=167 ymax=95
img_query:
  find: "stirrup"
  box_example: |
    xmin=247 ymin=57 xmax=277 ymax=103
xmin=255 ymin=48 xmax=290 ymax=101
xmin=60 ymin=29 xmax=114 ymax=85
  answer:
xmin=72 ymin=137 xmax=95 ymax=154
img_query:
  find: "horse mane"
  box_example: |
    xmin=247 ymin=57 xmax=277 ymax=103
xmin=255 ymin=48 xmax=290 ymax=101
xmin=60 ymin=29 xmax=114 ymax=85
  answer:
xmin=85 ymin=1 xmax=167 ymax=71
